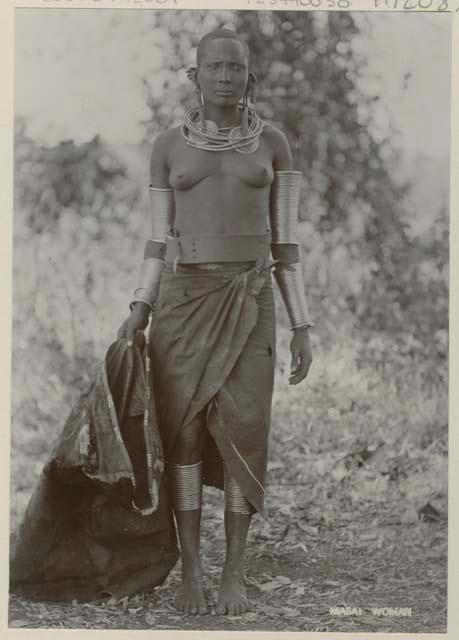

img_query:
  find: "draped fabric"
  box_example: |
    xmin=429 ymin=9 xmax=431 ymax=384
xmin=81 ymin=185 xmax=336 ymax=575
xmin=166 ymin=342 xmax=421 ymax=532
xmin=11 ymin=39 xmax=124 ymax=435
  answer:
xmin=10 ymin=339 xmax=179 ymax=602
xmin=150 ymin=259 xmax=276 ymax=517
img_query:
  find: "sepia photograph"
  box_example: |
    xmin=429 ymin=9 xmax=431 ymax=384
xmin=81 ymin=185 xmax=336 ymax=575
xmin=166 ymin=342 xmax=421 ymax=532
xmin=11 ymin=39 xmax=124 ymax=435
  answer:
xmin=8 ymin=6 xmax=450 ymax=634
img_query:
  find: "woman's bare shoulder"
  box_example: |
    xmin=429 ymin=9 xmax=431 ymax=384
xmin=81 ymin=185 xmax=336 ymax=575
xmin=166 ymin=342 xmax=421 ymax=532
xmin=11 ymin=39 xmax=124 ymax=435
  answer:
xmin=150 ymin=127 xmax=182 ymax=185
xmin=152 ymin=126 xmax=183 ymax=156
xmin=262 ymin=123 xmax=293 ymax=171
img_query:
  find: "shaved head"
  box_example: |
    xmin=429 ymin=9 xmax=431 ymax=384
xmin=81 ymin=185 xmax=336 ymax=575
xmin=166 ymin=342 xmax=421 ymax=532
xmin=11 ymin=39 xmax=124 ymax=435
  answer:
xmin=197 ymin=29 xmax=250 ymax=67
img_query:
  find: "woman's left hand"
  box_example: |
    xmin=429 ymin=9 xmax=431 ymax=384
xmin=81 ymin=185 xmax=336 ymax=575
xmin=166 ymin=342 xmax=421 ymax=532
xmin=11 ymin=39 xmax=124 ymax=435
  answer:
xmin=289 ymin=327 xmax=313 ymax=385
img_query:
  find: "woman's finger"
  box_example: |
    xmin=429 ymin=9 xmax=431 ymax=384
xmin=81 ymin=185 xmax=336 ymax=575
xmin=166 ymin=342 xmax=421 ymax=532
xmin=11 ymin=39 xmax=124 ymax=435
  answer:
xmin=290 ymin=350 xmax=300 ymax=374
xmin=289 ymin=351 xmax=312 ymax=384
xmin=126 ymin=322 xmax=136 ymax=346
xmin=289 ymin=359 xmax=302 ymax=383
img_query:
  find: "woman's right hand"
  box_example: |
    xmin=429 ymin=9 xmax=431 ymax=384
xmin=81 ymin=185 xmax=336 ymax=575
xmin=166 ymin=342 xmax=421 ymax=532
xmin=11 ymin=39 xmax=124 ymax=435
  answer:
xmin=117 ymin=302 xmax=151 ymax=346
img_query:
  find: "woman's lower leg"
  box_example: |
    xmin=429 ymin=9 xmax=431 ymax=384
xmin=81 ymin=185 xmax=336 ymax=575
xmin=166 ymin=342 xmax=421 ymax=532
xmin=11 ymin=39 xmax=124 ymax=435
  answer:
xmin=216 ymin=468 xmax=254 ymax=615
xmin=167 ymin=418 xmax=207 ymax=614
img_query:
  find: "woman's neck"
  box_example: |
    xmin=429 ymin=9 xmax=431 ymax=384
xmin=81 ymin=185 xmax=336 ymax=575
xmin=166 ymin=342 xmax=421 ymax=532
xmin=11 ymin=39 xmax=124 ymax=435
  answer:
xmin=203 ymin=103 xmax=241 ymax=129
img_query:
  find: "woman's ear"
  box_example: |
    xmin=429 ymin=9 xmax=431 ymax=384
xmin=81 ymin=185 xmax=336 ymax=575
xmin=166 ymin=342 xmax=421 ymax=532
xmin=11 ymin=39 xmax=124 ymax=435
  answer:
xmin=186 ymin=66 xmax=199 ymax=87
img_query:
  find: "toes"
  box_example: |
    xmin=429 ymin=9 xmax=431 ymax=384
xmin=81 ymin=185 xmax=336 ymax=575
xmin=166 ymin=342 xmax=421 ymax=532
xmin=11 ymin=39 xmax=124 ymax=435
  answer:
xmin=174 ymin=584 xmax=207 ymax=615
xmin=179 ymin=599 xmax=206 ymax=616
xmin=216 ymin=602 xmax=226 ymax=615
xmin=225 ymin=599 xmax=249 ymax=616
xmin=217 ymin=598 xmax=250 ymax=616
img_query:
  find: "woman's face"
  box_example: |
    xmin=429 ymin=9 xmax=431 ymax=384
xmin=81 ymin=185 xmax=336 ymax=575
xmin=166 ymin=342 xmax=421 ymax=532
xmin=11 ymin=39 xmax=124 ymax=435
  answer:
xmin=197 ymin=38 xmax=249 ymax=108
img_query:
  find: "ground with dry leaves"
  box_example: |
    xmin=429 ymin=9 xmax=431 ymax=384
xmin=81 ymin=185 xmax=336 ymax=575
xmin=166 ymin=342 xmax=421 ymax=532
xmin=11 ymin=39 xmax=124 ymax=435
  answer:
xmin=9 ymin=328 xmax=448 ymax=632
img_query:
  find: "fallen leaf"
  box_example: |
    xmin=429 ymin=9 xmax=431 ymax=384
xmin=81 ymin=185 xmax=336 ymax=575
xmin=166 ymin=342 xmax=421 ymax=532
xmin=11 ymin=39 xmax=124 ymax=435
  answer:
xmin=296 ymin=521 xmax=319 ymax=537
xmin=145 ymin=612 xmax=157 ymax=625
xmin=243 ymin=612 xmax=258 ymax=622
xmin=418 ymin=502 xmax=440 ymax=522
xmin=323 ymin=580 xmax=342 ymax=587
xmin=246 ymin=576 xmax=264 ymax=591
xmin=260 ymin=580 xmax=285 ymax=592
xmin=400 ymin=503 xmax=419 ymax=525
xmin=261 ymin=605 xmax=284 ymax=617
xmin=9 ymin=620 xmax=33 ymax=628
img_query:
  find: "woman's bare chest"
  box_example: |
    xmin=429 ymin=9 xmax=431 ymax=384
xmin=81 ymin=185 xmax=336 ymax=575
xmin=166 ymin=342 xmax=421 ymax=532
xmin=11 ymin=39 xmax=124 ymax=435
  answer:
xmin=169 ymin=139 xmax=274 ymax=191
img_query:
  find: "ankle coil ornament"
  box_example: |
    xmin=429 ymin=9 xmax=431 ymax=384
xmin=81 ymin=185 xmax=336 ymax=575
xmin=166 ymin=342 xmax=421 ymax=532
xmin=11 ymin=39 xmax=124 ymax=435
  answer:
xmin=167 ymin=461 xmax=203 ymax=511
xmin=274 ymin=262 xmax=314 ymax=330
xmin=269 ymin=171 xmax=302 ymax=245
xmin=224 ymin=468 xmax=254 ymax=515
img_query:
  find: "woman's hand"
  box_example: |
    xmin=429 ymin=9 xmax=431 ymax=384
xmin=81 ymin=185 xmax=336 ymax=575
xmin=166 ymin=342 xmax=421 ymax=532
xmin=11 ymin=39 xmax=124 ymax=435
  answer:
xmin=289 ymin=327 xmax=313 ymax=385
xmin=117 ymin=302 xmax=151 ymax=346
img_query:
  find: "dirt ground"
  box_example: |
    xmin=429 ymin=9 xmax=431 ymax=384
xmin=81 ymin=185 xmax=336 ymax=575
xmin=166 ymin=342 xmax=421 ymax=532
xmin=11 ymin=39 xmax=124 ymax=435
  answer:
xmin=9 ymin=333 xmax=448 ymax=632
xmin=8 ymin=479 xmax=447 ymax=633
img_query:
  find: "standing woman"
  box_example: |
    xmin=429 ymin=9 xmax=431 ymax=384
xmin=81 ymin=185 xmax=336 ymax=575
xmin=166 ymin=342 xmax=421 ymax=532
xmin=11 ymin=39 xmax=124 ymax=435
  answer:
xmin=118 ymin=29 xmax=313 ymax=616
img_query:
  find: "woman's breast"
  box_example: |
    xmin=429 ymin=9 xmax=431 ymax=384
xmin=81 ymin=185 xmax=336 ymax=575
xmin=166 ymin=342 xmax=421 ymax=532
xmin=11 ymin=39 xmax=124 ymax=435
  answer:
xmin=169 ymin=155 xmax=274 ymax=191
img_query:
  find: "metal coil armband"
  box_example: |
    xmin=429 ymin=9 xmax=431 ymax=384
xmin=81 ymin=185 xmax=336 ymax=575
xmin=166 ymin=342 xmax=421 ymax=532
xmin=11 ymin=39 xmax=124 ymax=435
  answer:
xmin=129 ymin=257 xmax=164 ymax=311
xmin=269 ymin=170 xmax=302 ymax=245
xmin=149 ymin=184 xmax=175 ymax=243
xmin=274 ymin=261 xmax=314 ymax=330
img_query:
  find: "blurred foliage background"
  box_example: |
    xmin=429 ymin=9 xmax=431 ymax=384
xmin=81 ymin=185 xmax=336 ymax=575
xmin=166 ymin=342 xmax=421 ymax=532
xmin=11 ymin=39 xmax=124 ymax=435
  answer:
xmin=11 ymin=10 xmax=449 ymax=533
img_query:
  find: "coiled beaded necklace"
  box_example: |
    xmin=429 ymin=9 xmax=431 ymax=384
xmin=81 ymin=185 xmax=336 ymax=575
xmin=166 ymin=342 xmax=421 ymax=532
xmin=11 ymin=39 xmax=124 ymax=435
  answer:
xmin=181 ymin=104 xmax=264 ymax=154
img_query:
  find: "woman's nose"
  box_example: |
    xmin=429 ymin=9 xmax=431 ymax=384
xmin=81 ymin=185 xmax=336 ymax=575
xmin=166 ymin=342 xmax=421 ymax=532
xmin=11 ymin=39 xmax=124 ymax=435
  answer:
xmin=219 ymin=65 xmax=231 ymax=83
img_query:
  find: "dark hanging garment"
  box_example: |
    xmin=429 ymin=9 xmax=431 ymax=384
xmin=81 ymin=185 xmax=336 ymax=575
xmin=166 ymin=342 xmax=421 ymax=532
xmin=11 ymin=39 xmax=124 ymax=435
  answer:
xmin=10 ymin=337 xmax=179 ymax=602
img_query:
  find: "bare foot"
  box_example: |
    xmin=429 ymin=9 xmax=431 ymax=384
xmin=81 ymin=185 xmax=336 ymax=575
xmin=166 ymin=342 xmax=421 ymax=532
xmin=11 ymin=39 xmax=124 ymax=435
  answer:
xmin=216 ymin=568 xmax=249 ymax=615
xmin=174 ymin=569 xmax=207 ymax=615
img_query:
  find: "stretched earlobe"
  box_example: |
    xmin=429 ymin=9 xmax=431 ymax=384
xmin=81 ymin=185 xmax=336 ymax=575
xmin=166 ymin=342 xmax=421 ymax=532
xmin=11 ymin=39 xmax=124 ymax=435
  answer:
xmin=186 ymin=66 xmax=205 ymax=126
xmin=196 ymin=86 xmax=205 ymax=126
xmin=241 ymin=72 xmax=257 ymax=137
xmin=186 ymin=66 xmax=199 ymax=85
xmin=248 ymin=72 xmax=257 ymax=103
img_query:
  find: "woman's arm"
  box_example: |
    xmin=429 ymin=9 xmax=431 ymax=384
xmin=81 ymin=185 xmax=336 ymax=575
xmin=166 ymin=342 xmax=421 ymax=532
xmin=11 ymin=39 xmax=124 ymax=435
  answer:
xmin=267 ymin=126 xmax=300 ymax=266
xmin=129 ymin=132 xmax=176 ymax=314
xmin=267 ymin=125 xmax=313 ymax=385
xmin=144 ymin=131 xmax=176 ymax=261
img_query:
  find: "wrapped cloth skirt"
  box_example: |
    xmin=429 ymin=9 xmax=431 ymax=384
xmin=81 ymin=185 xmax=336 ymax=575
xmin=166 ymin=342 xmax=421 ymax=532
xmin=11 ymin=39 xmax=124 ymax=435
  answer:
xmin=150 ymin=259 xmax=276 ymax=518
